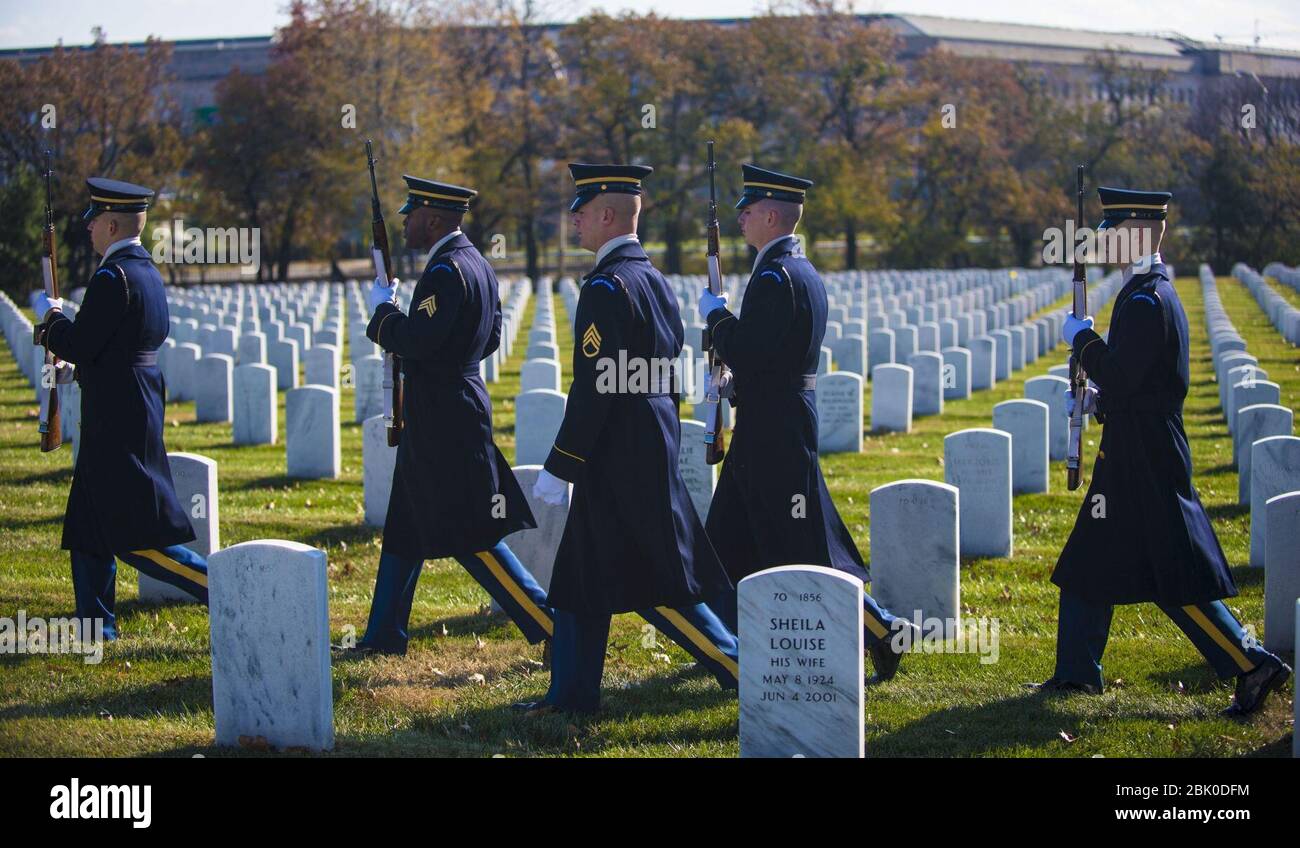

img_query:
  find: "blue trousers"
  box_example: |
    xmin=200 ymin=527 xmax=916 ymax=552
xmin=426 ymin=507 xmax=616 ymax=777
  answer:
xmin=543 ymin=604 xmax=740 ymax=713
xmin=709 ymin=584 xmax=899 ymax=647
xmin=1054 ymin=589 xmax=1271 ymax=689
xmin=358 ymin=542 xmax=553 ymax=653
xmin=71 ymin=545 xmax=209 ymax=640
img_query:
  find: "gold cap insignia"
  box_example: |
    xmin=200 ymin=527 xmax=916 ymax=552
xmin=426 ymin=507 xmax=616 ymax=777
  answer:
xmin=581 ymin=323 xmax=602 ymax=358
xmin=417 ymin=295 xmax=437 ymax=317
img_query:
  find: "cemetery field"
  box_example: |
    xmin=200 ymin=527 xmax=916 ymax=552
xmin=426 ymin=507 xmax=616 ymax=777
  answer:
xmin=0 ymin=274 xmax=1294 ymax=758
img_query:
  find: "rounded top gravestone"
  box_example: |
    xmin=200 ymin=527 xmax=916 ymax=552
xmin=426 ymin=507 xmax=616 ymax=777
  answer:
xmin=738 ymin=564 xmax=864 ymax=759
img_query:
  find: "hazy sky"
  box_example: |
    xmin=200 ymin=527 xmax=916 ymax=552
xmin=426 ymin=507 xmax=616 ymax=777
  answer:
xmin=2 ymin=0 xmax=1298 ymax=51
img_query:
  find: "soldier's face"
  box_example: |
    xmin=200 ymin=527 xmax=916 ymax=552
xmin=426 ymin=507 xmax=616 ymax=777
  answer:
xmin=737 ymin=203 xmax=775 ymax=248
xmin=87 ymin=214 xmax=114 ymax=256
xmin=570 ymin=207 xmax=595 ymax=251
xmin=403 ymin=208 xmax=433 ymax=251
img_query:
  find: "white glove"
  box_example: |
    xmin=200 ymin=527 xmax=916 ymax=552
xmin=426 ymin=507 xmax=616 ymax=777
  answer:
xmin=532 ymin=469 xmax=568 ymax=506
xmin=1065 ymin=385 xmax=1098 ymax=416
xmin=698 ymin=288 xmax=729 ymax=321
xmin=35 ymin=293 xmax=63 ymax=321
xmin=368 ymin=275 xmax=399 ymax=313
xmin=711 ymin=367 xmax=734 ymax=399
xmin=1062 ymin=312 xmax=1094 ymax=346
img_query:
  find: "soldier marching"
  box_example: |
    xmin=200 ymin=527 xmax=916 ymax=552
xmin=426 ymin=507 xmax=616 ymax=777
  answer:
xmin=30 ymin=154 xmax=1291 ymax=727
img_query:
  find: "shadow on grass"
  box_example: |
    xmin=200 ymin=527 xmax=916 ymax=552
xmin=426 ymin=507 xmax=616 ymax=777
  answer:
xmin=408 ymin=610 xmax=515 ymax=642
xmin=402 ymin=665 xmax=737 ymax=755
xmin=298 ymin=522 xmax=384 ymax=552
xmin=0 ymin=673 xmax=211 ymax=722
xmin=1145 ymin=662 xmax=1223 ymax=694
xmin=871 ymin=685 xmax=1221 ymax=757
xmin=227 ymin=473 xmax=301 ymax=492
xmin=1205 ymin=503 xmax=1248 ymax=521
xmin=6 ymin=467 xmax=74 ymax=486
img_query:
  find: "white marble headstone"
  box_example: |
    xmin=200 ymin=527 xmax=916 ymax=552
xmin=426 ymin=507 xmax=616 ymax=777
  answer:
xmin=817 ymin=371 xmax=864 ymax=453
xmin=1249 ymin=436 xmax=1300 ymax=566
xmin=233 ymin=363 xmax=276 ymax=445
xmin=870 ymin=364 xmax=912 ymax=434
xmin=503 ymin=465 xmax=571 ymax=593
xmin=943 ymin=428 xmax=1013 ymax=557
xmin=869 ymin=479 xmax=960 ymax=626
xmin=1264 ymin=491 xmax=1300 ymax=654
xmin=907 ymin=351 xmax=944 ymax=416
xmin=521 ymin=358 xmax=563 ymax=393
xmin=1024 ymin=375 xmax=1069 ymax=461
xmin=362 ymin=415 xmax=397 ymax=527
xmin=139 ymin=452 xmax=219 ymax=604
xmin=286 ymin=386 xmax=341 ymax=479
xmin=677 ymin=419 xmax=717 ymax=520
xmin=209 ymin=540 xmax=333 ymax=751
xmin=353 ymin=354 xmax=384 ymax=423
xmin=993 ymin=398 xmax=1049 ymax=494
xmin=195 ymin=354 xmax=234 ymax=423
xmin=515 ymin=389 xmax=566 ymax=466
xmin=1234 ymin=404 xmax=1292 ymax=504
xmin=738 ymin=565 xmax=864 ymax=759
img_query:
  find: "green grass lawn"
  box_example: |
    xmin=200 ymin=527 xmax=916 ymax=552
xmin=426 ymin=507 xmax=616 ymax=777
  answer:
xmin=0 ymin=273 xmax=1294 ymax=757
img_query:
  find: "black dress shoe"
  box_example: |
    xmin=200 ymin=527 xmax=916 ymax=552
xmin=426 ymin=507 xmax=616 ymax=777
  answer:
xmin=1025 ymin=677 xmax=1102 ymax=695
xmin=1222 ymin=655 xmax=1291 ymax=717
xmin=868 ymin=639 xmax=904 ymax=683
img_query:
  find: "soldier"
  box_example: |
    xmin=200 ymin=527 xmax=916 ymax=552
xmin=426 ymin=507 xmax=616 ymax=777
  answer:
xmin=518 ymin=163 xmax=739 ymax=714
xmin=33 ymin=178 xmax=208 ymax=641
xmin=353 ymin=176 xmax=551 ymax=656
xmin=695 ymin=165 xmax=910 ymax=682
xmin=1040 ymin=186 xmax=1291 ymax=715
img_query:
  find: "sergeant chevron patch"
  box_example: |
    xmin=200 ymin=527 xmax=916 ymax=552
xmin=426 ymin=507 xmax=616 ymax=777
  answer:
xmin=417 ymin=295 xmax=437 ymax=316
xmin=581 ymin=323 xmax=602 ymax=358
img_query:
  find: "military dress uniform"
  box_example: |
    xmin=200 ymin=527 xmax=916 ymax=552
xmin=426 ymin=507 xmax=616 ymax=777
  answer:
xmin=530 ymin=164 xmax=739 ymax=713
xmin=38 ymin=179 xmax=208 ymax=640
xmin=1049 ymin=187 xmax=1290 ymax=710
xmin=701 ymin=166 xmax=904 ymax=678
xmin=358 ymin=177 xmax=549 ymax=655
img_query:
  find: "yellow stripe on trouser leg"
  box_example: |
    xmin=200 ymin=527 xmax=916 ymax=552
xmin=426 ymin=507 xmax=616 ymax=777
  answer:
xmin=475 ymin=550 xmax=553 ymax=638
xmin=1182 ymin=605 xmax=1254 ymax=673
xmin=132 ymin=549 xmax=208 ymax=589
xmin=864 ymin=610 xmax=889 ymax=640
xmin=654 ymin=606 xmax=739 ymax=680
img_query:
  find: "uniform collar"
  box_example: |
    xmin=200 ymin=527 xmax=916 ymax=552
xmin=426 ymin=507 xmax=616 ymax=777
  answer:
xmin=595 ymin=232 xmax=640 ymax=265
xmin=1126 ymin=251 xmax=1165 ymax=282
xmin=99 ymin=236 xmax=144 ymax=266
xmin=586 ymin=234 xmax=646 ymax=279
xmin=751 ymin=233 xmax=799 ymax=276
xmin=424 ymin=228 xmax=464 ymax=265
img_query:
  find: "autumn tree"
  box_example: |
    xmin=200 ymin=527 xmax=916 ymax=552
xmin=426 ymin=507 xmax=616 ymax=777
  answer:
xmin=0 ymin=36 xmax=183 ymax=296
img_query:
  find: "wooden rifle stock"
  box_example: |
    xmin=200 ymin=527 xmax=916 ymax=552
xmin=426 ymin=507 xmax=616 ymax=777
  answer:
xmin=37 ymin=150 xmax=62 ymax=453
xmin=366 ymin=139 xmax=403 ymax=447
xmin=1067 ymin=163 xmax=1088 ymax=491
xmin=702 ymin=141 xmax=727 ymax=465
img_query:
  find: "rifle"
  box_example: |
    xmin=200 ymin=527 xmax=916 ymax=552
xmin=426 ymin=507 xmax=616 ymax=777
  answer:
xmin=35 ymin=149 xmax=63 ymax=453
xmin=701 ymin=141 xmax=728 ymax=465
xmin=1066 ymin=164 xmax=1087 ymax=491
xmin=366 ymin=139 xmax=403 ymax=447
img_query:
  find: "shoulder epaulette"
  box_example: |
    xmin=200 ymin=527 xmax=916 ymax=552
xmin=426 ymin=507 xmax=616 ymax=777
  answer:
xmin=430 ymin=256 xmax=468 ymax=300
xmin=94 ymin=263 xmax=129 ymax=300
xmin=585 ymin=272 xmax=633 ymax=320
